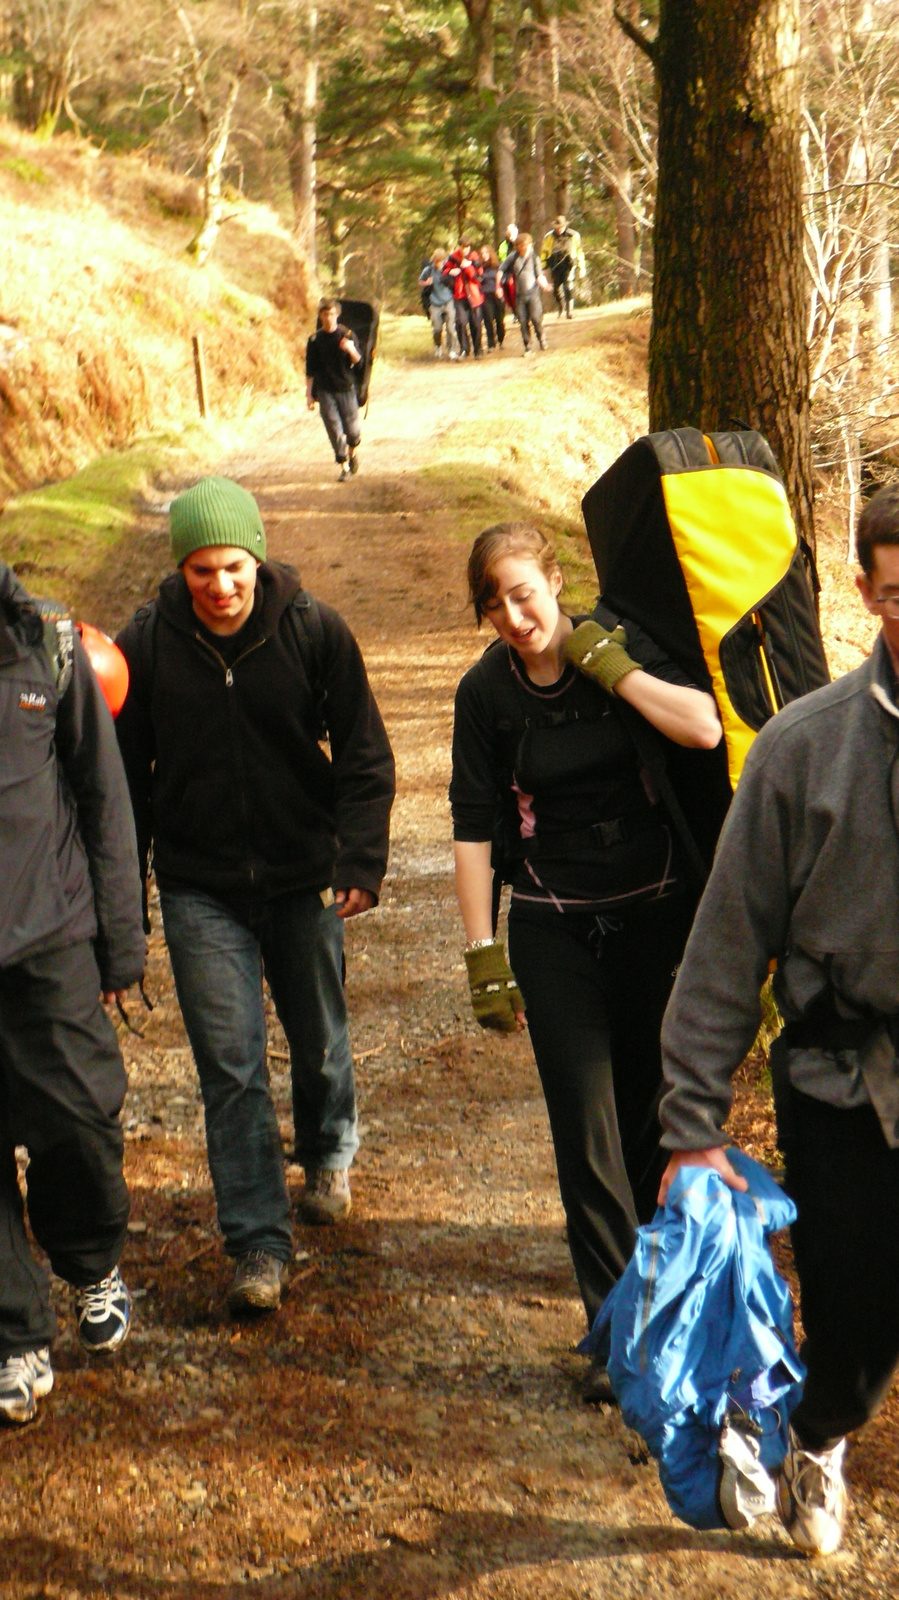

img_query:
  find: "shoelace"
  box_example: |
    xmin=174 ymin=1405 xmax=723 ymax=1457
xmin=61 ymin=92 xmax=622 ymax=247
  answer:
xmin=0 ymin=1355 xmax=30 ymax=1385
xmin=793 ymin=1449 xmax=843 ymax=1512
xmin=79 ymin=1274 xmax=124 ymax=1324
xmin=239 ymin=1251 xmax=274 ymax=1276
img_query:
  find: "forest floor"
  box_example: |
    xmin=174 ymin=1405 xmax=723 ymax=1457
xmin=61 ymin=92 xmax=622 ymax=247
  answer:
xmin=2 ymin=309 xmax=898 ymax=1600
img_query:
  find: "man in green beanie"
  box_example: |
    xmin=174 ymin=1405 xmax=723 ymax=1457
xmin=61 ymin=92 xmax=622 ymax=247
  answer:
xmin=114 ymin=476 xmax=395 ymax=1314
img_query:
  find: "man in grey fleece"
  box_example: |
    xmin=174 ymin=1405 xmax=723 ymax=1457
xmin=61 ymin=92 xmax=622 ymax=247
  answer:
xmin=656 ymin=484 xmax=899 ymax=1556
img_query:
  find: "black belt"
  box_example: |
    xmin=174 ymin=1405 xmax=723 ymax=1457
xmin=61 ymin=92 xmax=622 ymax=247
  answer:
xmin=529 ymin=812 xmax=664 ymax=860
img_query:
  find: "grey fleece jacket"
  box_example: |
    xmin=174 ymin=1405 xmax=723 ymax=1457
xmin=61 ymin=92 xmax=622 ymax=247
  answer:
xmin=660 ymin=631 xmax=899 ymax=1150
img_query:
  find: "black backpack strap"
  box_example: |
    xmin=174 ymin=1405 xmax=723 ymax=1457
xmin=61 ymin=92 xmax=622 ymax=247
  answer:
xmin=592 ymin=603 xmax=709 ymax=894
xmin=288 ymin=589 xmax=328 ymax=740
xmin=616 ymin=701 xmax=709 ymax=894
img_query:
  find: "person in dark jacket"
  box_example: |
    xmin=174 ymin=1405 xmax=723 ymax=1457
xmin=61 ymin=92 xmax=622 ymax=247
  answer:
xmin=115 ymin=477 xmax=395 ymax=1316
xmin=478 ymin=246 xmax=505 ymax=350
xmin=0 ymin=563 xmax=145 ymax=1426
xmin=305 ymin=298 xmax=363 ymax=481
xmin=657 ymin=484 xmax=899 ymax=1556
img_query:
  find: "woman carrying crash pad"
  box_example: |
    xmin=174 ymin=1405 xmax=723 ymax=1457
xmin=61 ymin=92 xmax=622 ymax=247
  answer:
xmin=449 ymin=522 xmax=722 ymax=1402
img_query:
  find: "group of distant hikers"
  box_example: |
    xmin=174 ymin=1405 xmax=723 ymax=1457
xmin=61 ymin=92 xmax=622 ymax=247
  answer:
xmin=3 ymin=296 xmax=899 ymax=1564
xmin=418 ymin=217 xmax=586 ymax=361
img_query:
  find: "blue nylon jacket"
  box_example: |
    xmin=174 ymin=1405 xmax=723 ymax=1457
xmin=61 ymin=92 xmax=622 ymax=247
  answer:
xmin=583 ymin=1149 xmax=805 ymax=1529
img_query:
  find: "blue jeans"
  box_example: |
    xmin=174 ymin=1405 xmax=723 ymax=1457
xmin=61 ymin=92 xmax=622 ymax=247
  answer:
xmin=160 ymin=887 xmax=358 ymax=1260
xmin=317 ymin=388 xmax=361 ymax=462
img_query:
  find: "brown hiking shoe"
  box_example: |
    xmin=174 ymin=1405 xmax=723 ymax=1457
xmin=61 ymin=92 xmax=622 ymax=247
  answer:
xmin=298 ymin=1167 xmax=352 ymax=1225
xmin=228 ymin=1250 xmax=288 ymax=1314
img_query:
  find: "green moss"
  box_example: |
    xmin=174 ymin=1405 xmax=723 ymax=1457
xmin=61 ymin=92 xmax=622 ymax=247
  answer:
xmin=0 ymin=426 xmax=221 ymax=595
xmin=1 ymin=155 xmax=51 ymax=185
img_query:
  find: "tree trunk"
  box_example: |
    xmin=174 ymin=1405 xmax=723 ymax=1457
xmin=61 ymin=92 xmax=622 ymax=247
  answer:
xmin=286 ymin=5 xmax=318 ymax=272
xmin=491 ymin=125 xmax=517 ymax=237
xmin=187 ymin=72 xmax=243 ymax=265
xmin=528 ymin=120 xmax=546 ymax=240
xmin=649 ymin=0 xmax=813 ymax=547
xmin=609 ymin=123 xmax=637 ymax=297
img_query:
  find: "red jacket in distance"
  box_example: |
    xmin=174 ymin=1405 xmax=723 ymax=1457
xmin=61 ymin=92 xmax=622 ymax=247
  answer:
xmin=444 ymin=251 xmax=484 ymax=308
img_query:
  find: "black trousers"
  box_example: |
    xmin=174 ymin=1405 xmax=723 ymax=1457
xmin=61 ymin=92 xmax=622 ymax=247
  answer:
xmin=552 ymin=267 xmax=574 ymax=315
xmin=0 ymin=941 xmax=130 ymax=1357
xmin=509 ymin=894 xmax=693 ymax=1328
xmin=454 ymin=301 xmax=483 ymax=357
xmin=785 ymin=1090 xmax=899 ymax=1450
xmin=481 ymin=294 xmax=505 ymax=347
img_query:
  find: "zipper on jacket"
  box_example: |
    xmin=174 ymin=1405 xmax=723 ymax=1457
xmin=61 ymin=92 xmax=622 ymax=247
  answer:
xmin=193 ymin=632 xmax=268 ymax=888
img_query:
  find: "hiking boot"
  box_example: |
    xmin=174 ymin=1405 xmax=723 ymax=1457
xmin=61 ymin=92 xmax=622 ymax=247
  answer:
xmin=74 ymin=1267 xmax=132 ymax=1353
xmin=581 ymin=1354 xmax=618 ymax=1406
xmin=718 ymin=1419 xmax=776 ymax=1529
xmin=298 ymin=1167 xmax=352 ymax=1225
xmin=0 ymin=1349 xmax=53 ymax=1426
xmin=776 ymin=1425 xmax=847 ymax=1555
xmin=349 ymin=451 xmax=360 ymax=475
xmin=228 ymin=1250 xmax=289 ymax=1314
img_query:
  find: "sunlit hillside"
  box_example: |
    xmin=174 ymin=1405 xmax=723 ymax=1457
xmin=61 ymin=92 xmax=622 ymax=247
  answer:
xmin=0 ymin=119 xmax=312 ymax=503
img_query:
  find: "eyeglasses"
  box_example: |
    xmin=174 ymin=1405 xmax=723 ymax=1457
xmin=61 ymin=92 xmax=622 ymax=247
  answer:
xmin=873 ymin=592 xmax=899 ymax=618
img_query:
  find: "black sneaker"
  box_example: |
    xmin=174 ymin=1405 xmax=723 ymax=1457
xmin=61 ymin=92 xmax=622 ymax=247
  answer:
xmin=228 ymin=1250 xmax=288 ymax=1314
xmin=74 ymin=1267 xmax=132 ymax=1353
xmin=0 ymin=1349 xmax=53 ymax=1425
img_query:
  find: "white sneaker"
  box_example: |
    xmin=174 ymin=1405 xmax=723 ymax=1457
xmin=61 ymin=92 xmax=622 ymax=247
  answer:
xmin=718 ymin=1419 xmax=777 ymax=1528
xmin=776 ymin=1424 xmax=847 ymax=1555
xmin=0 ymin=1348 xmax=53 ymax=1425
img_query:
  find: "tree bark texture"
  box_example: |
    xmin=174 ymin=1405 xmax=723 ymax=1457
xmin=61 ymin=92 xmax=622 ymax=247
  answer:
xmin=285 ymin=5 xmax=318 ymax=272
xmin=491 ymin=125 xmax=517 ymax=235
xmin=649 ymin=0 xmax=814 ymax=545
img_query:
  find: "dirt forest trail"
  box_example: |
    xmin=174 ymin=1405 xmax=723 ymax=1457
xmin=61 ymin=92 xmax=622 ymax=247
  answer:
xmin=3 ymin=310 xmax=898 ymax=1600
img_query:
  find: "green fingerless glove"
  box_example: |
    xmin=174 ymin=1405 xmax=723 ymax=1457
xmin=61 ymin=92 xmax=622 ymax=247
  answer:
xmin=465 ymin=942 xmax=525 ymax=1032
xmin=565 ymin=620 xmax=640 ymax=693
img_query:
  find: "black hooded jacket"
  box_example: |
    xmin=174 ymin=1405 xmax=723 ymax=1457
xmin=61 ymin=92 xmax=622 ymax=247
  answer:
xmin=114 ymin=561 xmax=395 ymax=912
xmin=0 ymin=563 xmax=145 ymax=987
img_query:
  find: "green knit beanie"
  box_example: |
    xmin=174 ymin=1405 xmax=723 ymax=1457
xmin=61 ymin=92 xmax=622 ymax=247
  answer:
xmin=170 ymin=476 xmax=266 ymax=566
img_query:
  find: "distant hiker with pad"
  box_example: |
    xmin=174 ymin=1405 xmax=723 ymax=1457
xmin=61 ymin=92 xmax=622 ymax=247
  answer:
xmin=657 ymin=483 xmax=899 ymax=1557
xmin=0 ymin=565 xmax=145 ymax=1425
xmin=449 ymin=521 xmax=722 ymax=1404
xmin=115 ymin=477 xmax=395 ymax=1317
xmin=306 ymin=297 xmax=363 ymax=481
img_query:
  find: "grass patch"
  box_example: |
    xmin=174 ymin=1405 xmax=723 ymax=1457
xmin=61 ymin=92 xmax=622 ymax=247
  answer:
xmin=376 ymin=311 xmax=433 ymax=362
xmin=423 ymin=303 xmax=651 ymax=611
xmin=1 ymin=154 xmax=51 ymax=184
xmin=0 ymin=425 xmax=224 ymax=600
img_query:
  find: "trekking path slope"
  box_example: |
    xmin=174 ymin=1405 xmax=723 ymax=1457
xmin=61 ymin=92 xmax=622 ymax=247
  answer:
xmin=3 ymin=309 xmax=897 ymax=1600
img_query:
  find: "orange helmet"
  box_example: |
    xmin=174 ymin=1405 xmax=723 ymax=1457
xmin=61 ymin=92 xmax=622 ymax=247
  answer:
xmin=77 ymin=622 xmax=130 ymax=717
